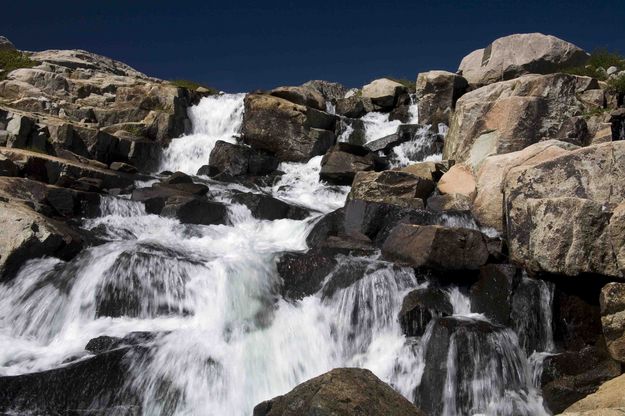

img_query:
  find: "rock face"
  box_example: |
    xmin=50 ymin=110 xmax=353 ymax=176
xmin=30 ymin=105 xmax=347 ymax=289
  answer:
xmin=0 ymin=201 xmax=83 ymax=281
xmin=415 ymin=70 xmax=468 ymax=126
xmin=382 ymin=224 xmax=489 ymax=270
xmin=348 ymin=170 xmax=435 ymax=210
xmin=504 ymin=141 xmax=625 ymax=277
xmin=0 ymin=48 xmax=203 ymax=155
xmin=253 ymin=368 xmax=424 ymax=416
xmin=319 ymin=143 xmax=376 ymax=185
xmin=472 ymin=140 xmax=578 ymax=231
xmin=0 ymin=345 xmax=146 ymax=414
xmin=458 ymin=33 xmax=589 ymax=86
xmin=600 ymin=283 xmax=625 ymax=363
xmin=559 ymin=373 xmax=625 ymax=415
xmin=443 ymin=73 xmax=599 ymax=168
xmin=301 ymin=80 xmax=348 ymax=102
xmin=361 ymin=78 xmax=408 ymax=109
xmin=241 ymin=93 xmax=336 ymax=162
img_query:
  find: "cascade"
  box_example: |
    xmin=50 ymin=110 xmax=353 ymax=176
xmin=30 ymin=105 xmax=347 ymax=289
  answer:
xmin=0 ymin=94 xmax=557 ymax=416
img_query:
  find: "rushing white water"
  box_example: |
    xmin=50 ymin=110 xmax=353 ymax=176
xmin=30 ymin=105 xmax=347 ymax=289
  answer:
xmin=0 ymin=95 xmax=555 ymax=416
xmin=362 ymin=111 xmax=402 ymax=142
xmin=160 ymin=93 xmax=246 ymax=175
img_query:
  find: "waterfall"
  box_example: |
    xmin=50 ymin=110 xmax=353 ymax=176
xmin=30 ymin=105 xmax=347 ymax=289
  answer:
xmin=0 ymin=95 xmax=556 ymax=416
xmin=159 ymin=93 xmax=246 ymax=175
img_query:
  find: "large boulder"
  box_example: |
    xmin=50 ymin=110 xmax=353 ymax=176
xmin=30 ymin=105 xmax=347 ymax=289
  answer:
xmin=208 ymin=140 xmax=278 ymax=177
xmin=558 ymin=373 xmax=625 ymax=415
xmin=301 ymin=80 xmax=348 ymax=102
xmin=382 ymin=224 xmax=489 ymax=270
xmin=269 ymin=85 xmax=326 ymax=111
xmin=335 ymin=95 xmax=374 ymax=118
xmin=241 ymin=93 xmax=337 ymax=162
xmin=399 ymin=287 xmax=453 ymax=336
xmin=319 ymin=143 xmax=376 ymax=185
xmin=0 ymin=346 xmax=145 ymax=415
xmin=231 ymin=192 xmax=309 ymax=221
xmin=253 ymin=368 xmax=425 ymax=416
xmin=0 ymin=201 xmax=83 ymax=281
xmin=504 ymin=141 xmax=625 ymax=277
xmin=361 ymin=78 xmax=408 ymax=109
xmin=443 ymin=73 xmax=600 ymax=168
xmin=348 ymin=170 xmax=435 ymax=210
xmin=277 ymin=248 xmax=338 ymax=300
xmin=600 ymin=283 xmax=625 ymax=363
xmin=469 ymin=264 xmax=520 ymax=326
xmin=458 ymin=33 xmax=589 ymax=86
xmin=0 ymin=147 xmax=138 ymax=189
xmin=415 ymin=70 xmax=468 ymax=126
xmin=472 ymin=140 xmax=578 ymax=232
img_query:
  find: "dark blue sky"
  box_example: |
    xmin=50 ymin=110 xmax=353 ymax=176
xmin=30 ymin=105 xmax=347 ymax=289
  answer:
xmin=4 ymin=0 xmax=625 ymax=92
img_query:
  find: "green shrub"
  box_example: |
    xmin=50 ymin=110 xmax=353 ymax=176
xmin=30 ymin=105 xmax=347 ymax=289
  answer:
xmin=607 ymin=74 xmax=625 ymax=95
xmin=170 ymin=79 xmax=218 ymax=95
xmin=562 ymin=48 xmax=625 ymax=80
xmin=386 ymin=77 xmax=416 ymax=93
xmin=0 ymin=49 xmax=37 ymax=80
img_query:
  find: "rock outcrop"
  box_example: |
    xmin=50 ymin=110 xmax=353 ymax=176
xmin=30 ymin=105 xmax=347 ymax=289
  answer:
xmin=361 ymin=78 xmax=408 ymax=110
xmin=253 ymin=368 xmax=425 ymax=416
xmin=348 ymin=170 xmax=435 ymax=210
xmin=458 ymin=33 xmax=589 ymax=86
xmin=415 ymin=70 xmax=468 ymax=126
xmin=241 ymin=93 xmax=336 ymax=162
xmin=504 ymin=141 xmax=625 ymax=277
xmin=443 ymin=73 xmax=600 ymax=168
xmin=382 ymin=224 xmax=489 ymax=270
xmin=319 ymin=143 xmax=377 ymax=185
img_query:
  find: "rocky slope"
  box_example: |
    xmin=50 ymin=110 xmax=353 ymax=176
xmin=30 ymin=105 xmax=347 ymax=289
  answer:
xmin=0 ymin=32 xmax=625 ymax=415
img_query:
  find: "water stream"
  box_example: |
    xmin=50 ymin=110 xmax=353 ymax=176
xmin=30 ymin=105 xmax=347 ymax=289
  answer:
xmin=0 ymin=94 xmax=554 ymax=415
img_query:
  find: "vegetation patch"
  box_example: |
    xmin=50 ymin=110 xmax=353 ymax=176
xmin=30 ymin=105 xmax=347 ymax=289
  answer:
xmin=387 ymin=77 xmax=416 ymax=93
xmin=169 ymin=79 xmax=219 ymax=95
xmin=0 ymin=49 xmax=37 ymax=80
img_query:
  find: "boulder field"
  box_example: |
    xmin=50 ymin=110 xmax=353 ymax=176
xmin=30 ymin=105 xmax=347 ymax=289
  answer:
xmin=0 ymin=31 xmax=625 ymax=415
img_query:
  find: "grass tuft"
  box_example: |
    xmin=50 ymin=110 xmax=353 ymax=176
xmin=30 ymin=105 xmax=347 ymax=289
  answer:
xmin=0 ymin=49 xmax=37 ymax=80
xmin=169 ymin=79 xmax=219 ymax=95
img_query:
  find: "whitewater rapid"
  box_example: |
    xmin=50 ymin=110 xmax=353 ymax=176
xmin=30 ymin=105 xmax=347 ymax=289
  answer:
xmin=0 ymin=94 xmax=553 ymax=416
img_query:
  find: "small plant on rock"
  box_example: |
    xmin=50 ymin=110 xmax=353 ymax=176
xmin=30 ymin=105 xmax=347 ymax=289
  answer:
xmin=0 ymin=49 xmax=37 ymax=80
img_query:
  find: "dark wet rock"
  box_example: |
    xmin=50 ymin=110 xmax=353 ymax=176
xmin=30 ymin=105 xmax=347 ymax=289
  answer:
xmin=415 ymin=317 xmax=511 ymax=416
xmin=131 ymin=186 xmax=185 ymax=214
xmin=425 ymin=193 xmax=472 ymax=212
xmin=109 ymin=161 xmax=138 ymax=173
xmin=541 ymin=343 xmax=622 ymax=414
xmin=155 ymin=181 xmax=209 ymax=196
xmin=611 ymin=108 xmax=625 ymax=141
xmin=365 ymin=124 xmax=440 ymax=158
xmin=162 ymin=171 xmax=192 ymax=185
xmin=253 ymin=367 xmax=425 ymax=416
xmin=343 ymin=199 xmax=438 ymax=246
xmin=86 ymin=332 xmax=160 ymax=355
xmin=335 ymin=117 xmax=366 ymax=146
xmin=306 ymin=208 xmax=345 ymax=248
xmin=0 ymin=346 xmax=146 ymax=415
xmin=399 ymin=287 xmax=453 ymax=336
xmin=231 ymin=192 xmax=310 ymax=220
xmin=382 ymin=224 xmax=489 ymax=270
xmin=161 ymin=196 xmax=228 ymax=226
xmin=95 ymin=243 xmax=200 ymax=318
xmin=208 ymin=140 xmax=278 ymax=177
xmin=317 ymin=234 xmax=376 ymax=256
xmin=470 ymin=264 xmax=520 ymax=326
xmin=0 ymin=154 xmax=19 ymax=176
xmin=277 ymin=248 xmax=338 ymax=301
xmin=319 ymin=143 xmax=376 ymax=185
